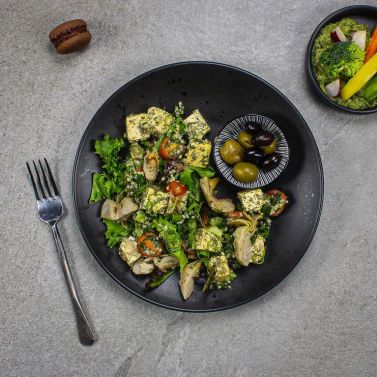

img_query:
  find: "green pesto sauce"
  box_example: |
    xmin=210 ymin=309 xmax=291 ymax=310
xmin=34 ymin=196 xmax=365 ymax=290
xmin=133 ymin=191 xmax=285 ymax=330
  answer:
xmin=312 ymin=18 xmax=377 ymax=110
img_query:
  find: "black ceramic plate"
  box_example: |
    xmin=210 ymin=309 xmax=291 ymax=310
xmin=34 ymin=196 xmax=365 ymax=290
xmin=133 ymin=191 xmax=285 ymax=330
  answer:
xmin=306 ymin=5 xmax=377 ymax=114
xmin=73 ymin=62 xmax=323 ymax=312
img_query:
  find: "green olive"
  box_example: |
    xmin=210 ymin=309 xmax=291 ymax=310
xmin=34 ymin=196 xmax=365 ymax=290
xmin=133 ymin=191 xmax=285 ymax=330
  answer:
xmin=233 ymin=162 xmax=259 ymax=183
xmin=261 ymin=139 xmax=277 ymax=155
xmin=220 ymin=140 xmax=244 ymax=165
xmin=237 ymin=131 xmax=254 ymax=149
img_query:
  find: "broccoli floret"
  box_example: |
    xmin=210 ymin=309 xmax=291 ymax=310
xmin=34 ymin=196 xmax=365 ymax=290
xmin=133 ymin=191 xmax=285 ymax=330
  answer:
xmin=319 ymin=41 xmax=365 ymax=81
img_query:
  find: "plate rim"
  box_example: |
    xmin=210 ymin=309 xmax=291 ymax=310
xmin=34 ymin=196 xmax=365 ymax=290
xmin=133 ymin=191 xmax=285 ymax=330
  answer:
xmin=72 ymin=61 xmax=324 ymax=312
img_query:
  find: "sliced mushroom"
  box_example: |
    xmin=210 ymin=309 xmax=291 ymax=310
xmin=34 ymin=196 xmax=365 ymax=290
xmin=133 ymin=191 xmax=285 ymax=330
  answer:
xmin=119 ymin=197 xmax=138 ymax=220
xmin=119 ymin=237 xmax=141 ymax=266
xmin=101 ymin=199 xmax=121 ymax=220
xmin=131 ymin=259 xmax=155 ymax=275
xmin=179 ymin=260 xmax=202 ymax=300
xmin=143 ymin=151 xmax=160 ymax=181
xmin=233 ymin=226 xmax=253 ymax=267
xmin=153 ymin=255 xmax=179 ymax=272
xmin=199 ymin=177 xmax=235 ymax=214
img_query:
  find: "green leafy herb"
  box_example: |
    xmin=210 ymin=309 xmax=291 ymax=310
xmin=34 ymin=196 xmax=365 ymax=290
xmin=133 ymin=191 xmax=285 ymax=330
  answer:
xmin=103 ymin=219 xmax=132 ymax=248
xmin=187 ymin=218 xmax=197 ymax=248
xmin=89 ymin=135 xmax=126 ymax=203
xmin=89 ymin=173 xmax=112 ymax=203
xmin=153 ymin=218 xmax=188 ymax=270
xmin=257 ymin=217 xmax=271 ymax=239
xmin=189 ymin=166 xmax=215 ymax=178
xmin=197 ymin=249 xmax=210 ymax=267
xmin=209 ymin=217 xmax=225 ymax=227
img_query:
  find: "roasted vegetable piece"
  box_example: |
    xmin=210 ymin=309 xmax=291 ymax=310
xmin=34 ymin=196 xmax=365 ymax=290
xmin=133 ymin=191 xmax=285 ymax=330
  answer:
xmin=153 ymin=255 xmax=179 ymax=272
xmin=101 ymin=197 xmax=138 ymax=221
xmin=233 ymin=226 xmax=253 ymax=266
xmin=199 ymin=177 xmax=235 ymax=214
xmin=143 ymin=151 xmax=160 ymax=181
xmin=130 ymin=143 xmax=144 ymax=160
xmin=159 ymin=137 xmax=179 ymax=160
xmin=131 ymin=259 xmax=155 ymax=275
xmin=179 ymin=260 xmax=202 ymax=300
xmin=101 ymin=199 xmax=120 ymax=220
xmin=137 ymin=232 xmax=163 ymax=257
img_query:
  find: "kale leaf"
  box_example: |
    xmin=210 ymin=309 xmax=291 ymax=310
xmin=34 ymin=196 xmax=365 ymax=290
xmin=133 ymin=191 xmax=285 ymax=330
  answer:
xmin=153 ymin=218 xmax=188 ymax=271
xmin=103 ymin=219 xmax=132 ymax=248
xmin=89 ymin=135 xmax=126 ymax=203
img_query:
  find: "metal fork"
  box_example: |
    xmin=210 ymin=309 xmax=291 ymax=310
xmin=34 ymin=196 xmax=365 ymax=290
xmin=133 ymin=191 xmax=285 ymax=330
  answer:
xmin=27 ymin=158 xmax=96 ymax=345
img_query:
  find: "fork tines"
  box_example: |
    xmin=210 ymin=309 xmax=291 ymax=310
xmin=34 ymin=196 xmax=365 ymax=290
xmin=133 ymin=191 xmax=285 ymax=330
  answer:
xmin=26 ymin=158 xmax=60 ymax=200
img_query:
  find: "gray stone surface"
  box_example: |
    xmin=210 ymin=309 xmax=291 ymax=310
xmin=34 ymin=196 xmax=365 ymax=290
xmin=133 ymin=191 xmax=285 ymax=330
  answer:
xmin=1 ymin=0 xmax=376 ymax=376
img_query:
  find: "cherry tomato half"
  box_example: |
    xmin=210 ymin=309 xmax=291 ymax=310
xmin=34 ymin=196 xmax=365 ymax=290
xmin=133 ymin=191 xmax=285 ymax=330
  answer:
xmin=166 ymin=181 xmax=188 ymax=197
xmin=266 ymin=189 xmax=288 ymax=217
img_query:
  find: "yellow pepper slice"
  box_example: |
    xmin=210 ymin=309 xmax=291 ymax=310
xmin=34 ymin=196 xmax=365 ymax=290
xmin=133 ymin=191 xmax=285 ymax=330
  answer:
xmin=341 ymin=53 xmax=377 ymax=100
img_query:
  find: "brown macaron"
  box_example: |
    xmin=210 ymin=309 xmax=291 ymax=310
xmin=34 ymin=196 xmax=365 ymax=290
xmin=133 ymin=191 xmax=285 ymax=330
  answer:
xmin=49 ymin=19 xmax=91 ymax=54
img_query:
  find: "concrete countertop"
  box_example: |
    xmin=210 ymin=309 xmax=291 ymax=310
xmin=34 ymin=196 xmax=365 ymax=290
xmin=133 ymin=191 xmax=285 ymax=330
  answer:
xmin=1 ymin=0 xmax=376 ymax=376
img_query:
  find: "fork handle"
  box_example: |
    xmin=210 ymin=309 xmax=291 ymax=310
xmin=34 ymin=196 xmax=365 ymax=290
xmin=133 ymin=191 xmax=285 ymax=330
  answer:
xmin=51 ymin=224 xmax=96 ymax=345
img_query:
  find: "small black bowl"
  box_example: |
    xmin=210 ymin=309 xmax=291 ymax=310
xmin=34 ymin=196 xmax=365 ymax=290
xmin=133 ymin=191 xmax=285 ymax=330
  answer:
xmin=306 ymin=5 xmax=377 ymax=114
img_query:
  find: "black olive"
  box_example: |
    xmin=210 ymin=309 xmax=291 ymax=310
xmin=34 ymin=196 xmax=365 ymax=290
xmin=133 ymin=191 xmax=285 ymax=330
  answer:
xmin=244 ymin=121 xmax=262 ymax=134
xmin=244 ymin=148 xmax=265 ymax=165
xmin=254 ymin=131 xmax=274 ymax=146
xmin=260 ymin=153 xmax=281 ymax=171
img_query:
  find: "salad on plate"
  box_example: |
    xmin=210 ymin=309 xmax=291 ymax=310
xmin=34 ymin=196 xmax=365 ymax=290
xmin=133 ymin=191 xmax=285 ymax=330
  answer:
xmin=89 ymin=104 xmax=288 ymax=300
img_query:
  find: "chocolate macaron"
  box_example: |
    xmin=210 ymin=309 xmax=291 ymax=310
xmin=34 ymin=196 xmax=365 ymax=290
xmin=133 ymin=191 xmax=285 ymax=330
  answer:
xmin=49 ymin=19 xmax=91 ymax=54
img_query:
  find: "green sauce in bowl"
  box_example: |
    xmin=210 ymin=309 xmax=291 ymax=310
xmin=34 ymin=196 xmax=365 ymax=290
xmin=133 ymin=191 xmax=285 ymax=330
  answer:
xmin=312 ymin=18 xmax=377 ymax=110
